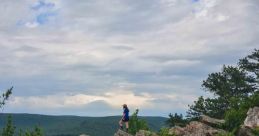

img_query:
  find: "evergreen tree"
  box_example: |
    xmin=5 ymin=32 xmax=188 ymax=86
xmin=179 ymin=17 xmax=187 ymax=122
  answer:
xmin=1 ymin=115 xmax=15 ymax=136
xmin=187 ymin=49 xmax=258 ymax=119
xmin=166 ymin=113 xmax=187 ymax=127
xmin=128 ymin=109 xmax=149 ymax=135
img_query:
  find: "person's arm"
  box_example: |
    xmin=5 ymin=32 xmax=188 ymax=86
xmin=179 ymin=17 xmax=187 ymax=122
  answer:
xmin=121 ymin=112 xmax=125 ymax=120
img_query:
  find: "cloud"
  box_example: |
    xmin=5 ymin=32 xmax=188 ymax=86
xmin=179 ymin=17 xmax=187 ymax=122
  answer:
xmin=6 ymin=89 xmax=196 ymax=116
xmin=0 ymin=0 xmax=258 ymax=116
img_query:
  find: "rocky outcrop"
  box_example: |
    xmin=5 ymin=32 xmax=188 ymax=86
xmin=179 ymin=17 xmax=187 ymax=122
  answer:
xmin=244 ymin=107 xmax=259 ymax=128
xmin=200 ymin=115 xmax=225 ymax=125
xmin=114 ymin=129 xmax=157 ymax=136
xmin=169 ymin=121 xmax=227 ymax=136
xmin=115 ymin=107 xmax=259 ymax=136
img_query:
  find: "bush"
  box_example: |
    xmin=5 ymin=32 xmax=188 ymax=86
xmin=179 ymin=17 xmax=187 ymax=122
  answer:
xmin=223 ymin=109 xmax=246 ymax=132
xmin=252 ymin=126 xmax=259 ymax=135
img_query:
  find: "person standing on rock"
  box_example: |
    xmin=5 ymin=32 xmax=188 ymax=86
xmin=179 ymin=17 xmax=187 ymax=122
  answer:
xmin=119 ymin=104 xmax=130 ymax=132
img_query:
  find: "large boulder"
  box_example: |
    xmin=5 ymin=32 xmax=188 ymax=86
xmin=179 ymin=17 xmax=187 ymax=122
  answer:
xmin=169 ymin=121 xmax=227 ymax=136
xmin=114 ymin=129 xmax=133 ymax=136
xmin=244 ymin=107 xmax=259 ymax=128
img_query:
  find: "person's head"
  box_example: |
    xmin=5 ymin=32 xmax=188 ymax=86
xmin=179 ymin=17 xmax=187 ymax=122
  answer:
xmin=122 ymin=104 xmax=128 ymax=109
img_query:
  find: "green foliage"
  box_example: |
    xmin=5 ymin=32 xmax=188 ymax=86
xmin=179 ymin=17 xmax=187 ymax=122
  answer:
xmin=215 ymin=132 xmax=235 ymax=136
xmin=223 ymin=91 xmax=259 ymax=133
xmin=188 ymin=65 xmax=255 ymax=119
xmin=1 ymin=115 xmax=15 ymax=136
xmin=252 ymin=126 xmax=259 ymax=135
xmin=239 ymin=49 xmax=259 ymax=81
xmin=1 ymin=115 xmax=43 ymax=136
xmin=166 ymin=113 xmax=187 ymax=127
xmin=157 ymin=128 xmax=175 ymax=136
xmin=223 ymin=109 xmax=246 ymax=131
xmin=128 ymin=109 xmax=149 ymax=135
xmin=23 ymin=126 xmax=44 ymax=136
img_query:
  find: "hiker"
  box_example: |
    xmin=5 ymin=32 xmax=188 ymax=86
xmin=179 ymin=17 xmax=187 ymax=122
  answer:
xmin=119 ymin=104 xmax=130 ymax=132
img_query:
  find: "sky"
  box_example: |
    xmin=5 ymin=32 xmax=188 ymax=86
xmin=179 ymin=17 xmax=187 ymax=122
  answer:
xmin=0 ymin=0 xmax=258 ymax=117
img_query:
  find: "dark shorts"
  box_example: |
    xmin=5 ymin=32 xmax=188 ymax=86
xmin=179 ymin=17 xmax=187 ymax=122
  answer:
xmin=122 ymin=118 xmax=129 ymax=122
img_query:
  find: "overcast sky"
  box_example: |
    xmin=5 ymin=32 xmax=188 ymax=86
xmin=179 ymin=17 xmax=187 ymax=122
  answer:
xmin=0 ymin=0 xmax=258 ymax=117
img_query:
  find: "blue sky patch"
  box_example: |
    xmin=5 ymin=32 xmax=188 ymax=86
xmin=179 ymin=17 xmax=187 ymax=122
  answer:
xmin=31 ymin=0 xmax=55 ymax=11
xmin=192 ymin=0 xmax=199 ymax=3
xmin=36 ymin=12 xmax=56 ymax=24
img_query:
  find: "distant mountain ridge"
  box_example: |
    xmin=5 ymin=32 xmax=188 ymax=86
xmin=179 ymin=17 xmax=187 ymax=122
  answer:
xmin=0 ymin=113 xmax=167 ymax=136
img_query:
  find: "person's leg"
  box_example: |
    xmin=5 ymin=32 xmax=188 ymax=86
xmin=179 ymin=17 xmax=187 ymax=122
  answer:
xmin=125 ymin=122 xmax=129 ymax=132
xmin=119 ymin=120 xmax=123 ymax=129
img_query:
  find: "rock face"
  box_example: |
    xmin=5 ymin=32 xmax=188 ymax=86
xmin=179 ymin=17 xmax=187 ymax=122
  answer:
xmin=169 ymin=121 xmax=226 ymax=136
xmin=244 ymin=107 xmax=259 ymax=128
xmin=200 ymin=115 xmax=225 ymax=125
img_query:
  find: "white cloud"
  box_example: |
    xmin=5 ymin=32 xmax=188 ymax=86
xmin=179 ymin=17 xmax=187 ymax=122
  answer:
xmin=7 ymin=90 xmax=154 ymax=109
xmin=25 ymin=21 xmax=39 ymax=28
xmin=0 ymin=0 xmax=258 ymax=116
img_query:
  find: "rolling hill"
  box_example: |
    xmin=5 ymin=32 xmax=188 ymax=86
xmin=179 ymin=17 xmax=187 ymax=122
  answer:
xmin=0 ymin=113 xmax=167 ymax=136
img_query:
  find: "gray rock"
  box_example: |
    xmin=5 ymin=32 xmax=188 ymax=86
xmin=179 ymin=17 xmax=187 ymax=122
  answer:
xmin=200 ymin=115 xmax=225 ymax=125
xmin=169 ymin=121 xmax=227 ymax=136
xmin=244 ymin=107 xmax=259 ymax=128
xmin=237 ymin=125 xmax=254 ymax=136
xmin=135 ymin=130 xmax=158 ymax=136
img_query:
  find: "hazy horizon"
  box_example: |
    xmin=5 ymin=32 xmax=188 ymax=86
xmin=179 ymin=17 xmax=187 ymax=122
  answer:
xmin=0 ymin=0 xmax=258 ymax=117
